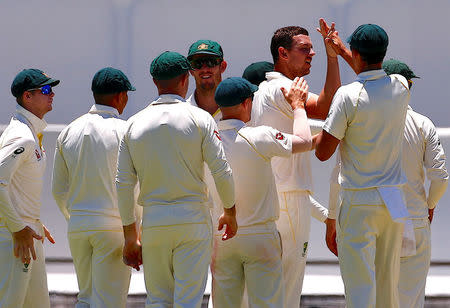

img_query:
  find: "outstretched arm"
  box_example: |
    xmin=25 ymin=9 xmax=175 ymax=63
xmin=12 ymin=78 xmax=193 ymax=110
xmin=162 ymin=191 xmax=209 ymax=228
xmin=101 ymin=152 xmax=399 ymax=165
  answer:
xmin=305 ymin=19 xmax=341 ymax=120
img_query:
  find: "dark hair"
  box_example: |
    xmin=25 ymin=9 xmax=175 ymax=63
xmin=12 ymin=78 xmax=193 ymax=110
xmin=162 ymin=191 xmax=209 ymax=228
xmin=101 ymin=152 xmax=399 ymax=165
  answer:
xmin=270 ymin=26 xmax=309 ymax=63
xmin=352 ymin=46 xmax=386 ymax=65
xmin=93 ymin=92 xmax=118 ymax=106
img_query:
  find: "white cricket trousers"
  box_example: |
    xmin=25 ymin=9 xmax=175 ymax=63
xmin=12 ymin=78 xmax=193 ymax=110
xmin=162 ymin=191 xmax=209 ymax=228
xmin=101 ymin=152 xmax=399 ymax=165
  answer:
xmin=68 ymin=229 xmax=131 ymax=308
xmin=276 ymin=190 xmax=311 ymax=308
xmin=211 ymin=222 xmax=283 ymax=308
xmin=337 ymin=188 xmax=403 ymax=308
xmin=399 ymin=218 xmax=431 ymax=308
xmin=142 ymin=223 xmax=212 ymax=308
xmin=0 ymin=219 xmax=50 ymax=308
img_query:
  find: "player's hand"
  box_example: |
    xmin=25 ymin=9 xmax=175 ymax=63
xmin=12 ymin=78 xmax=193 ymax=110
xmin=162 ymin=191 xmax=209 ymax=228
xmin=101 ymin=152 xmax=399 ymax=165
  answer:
xmin=218 ymin=205 xmax=238 ymax=241
xmin=42 ymin=224 xmax=55 ymax=244
xmin=325 ymin=218 xmax=338 ymax=257
xmin=12 ymin=226 xmax=43 ymax=264
xmin=281 ymin=77 xmax=308 ymax=111
xmin=316 ymin=18 xmax=344 ymax=58
xmin=428 ymin=208 xmax=434 ymax=224
xmin=123 ymin=239 xmax=142 ymax=271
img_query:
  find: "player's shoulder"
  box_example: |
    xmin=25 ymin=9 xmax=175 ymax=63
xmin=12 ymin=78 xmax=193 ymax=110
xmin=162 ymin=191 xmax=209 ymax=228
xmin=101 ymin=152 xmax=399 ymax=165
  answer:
xmin=408 ymin=108 xmax=436 ymax=131
xmin=240 ymin=125 xmax=283 ymax=142
xmin=0 ymin=122 xmax=36 ymax=150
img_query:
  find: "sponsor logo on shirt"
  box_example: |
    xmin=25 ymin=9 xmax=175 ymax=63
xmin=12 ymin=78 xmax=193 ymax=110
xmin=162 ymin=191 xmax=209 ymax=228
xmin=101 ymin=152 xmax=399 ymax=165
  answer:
xmin=214 ymin=130 xmax=222 ymax=141
xmin=302 ymin=241 xmax=308 ymax=257
xmin=35 ymin=149 xmax=41 ymax=161
xmin=275 ymin=132 xmax=285 ymax=140
xmin=11 ymin=147 xmax=25 ymax=158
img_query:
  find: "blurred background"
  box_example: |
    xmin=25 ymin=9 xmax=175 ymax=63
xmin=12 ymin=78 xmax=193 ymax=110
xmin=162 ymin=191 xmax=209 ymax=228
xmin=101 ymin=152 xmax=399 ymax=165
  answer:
xmin=1 ymin=0 xmax=449 ymax=305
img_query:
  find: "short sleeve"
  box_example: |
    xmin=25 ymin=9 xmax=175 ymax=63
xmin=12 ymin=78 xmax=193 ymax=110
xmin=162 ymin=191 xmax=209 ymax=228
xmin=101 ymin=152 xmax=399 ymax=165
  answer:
xmin=323 ymin=88 xmax=351 ymax=140
xmin=251 ymin=126 xmax=293 ymax=159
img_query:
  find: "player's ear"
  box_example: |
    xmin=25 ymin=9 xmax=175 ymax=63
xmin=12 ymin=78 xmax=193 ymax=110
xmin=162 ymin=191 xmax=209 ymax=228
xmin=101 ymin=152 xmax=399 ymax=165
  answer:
xmin=220 ymin=60 xmax=227 ymax=73
xmin=279 ymin=47 xmax=288 ymax=60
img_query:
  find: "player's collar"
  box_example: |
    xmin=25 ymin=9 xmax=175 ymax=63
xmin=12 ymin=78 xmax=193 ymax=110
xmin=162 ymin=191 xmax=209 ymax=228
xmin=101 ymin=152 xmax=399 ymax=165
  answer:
xmin=89 ymin=104 xmax=119 ymax=117
xmin=218 ymin=118 xmax=245 ymax=131
xmin=265 ymin=71 xmax=291 ymax=82
xmin=152 ymin=94 xmax=185 ymax=105
xmin=356 ymin=69 xmax=387 ymax=82
xmin=15 ymin=104 xmax=47 ymax=135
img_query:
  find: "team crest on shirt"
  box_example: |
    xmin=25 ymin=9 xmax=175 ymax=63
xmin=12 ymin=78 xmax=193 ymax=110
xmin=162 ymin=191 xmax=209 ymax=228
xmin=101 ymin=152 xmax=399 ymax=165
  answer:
xmin=214 ymin=130 xmax=222 ymax=141
xmin=275 ymin=132 xmax=285 ymax=140
xmin=35 ymin=149 xmax=41 ymax=161
xmin=23 ymin=263 xmax=29 ymax=273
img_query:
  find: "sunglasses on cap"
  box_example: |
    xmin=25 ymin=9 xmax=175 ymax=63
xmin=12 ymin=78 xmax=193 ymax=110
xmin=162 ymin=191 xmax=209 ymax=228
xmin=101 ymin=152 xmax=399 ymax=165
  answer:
xmin=189 ymin=57 xmax=222 ymax=70
xmin=28 ymin=85 xmax=53 ymax=95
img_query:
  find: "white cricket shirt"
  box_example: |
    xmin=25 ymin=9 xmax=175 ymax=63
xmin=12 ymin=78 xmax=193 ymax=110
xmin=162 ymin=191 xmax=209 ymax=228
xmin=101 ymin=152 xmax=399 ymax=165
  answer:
xmin=402 ymin=107 xmax=448 ymax=218
xmin=211 ymin=119 xmax=292 ymax=228
xmin=0 ymin=105 xmax=47 ymax=232
xmin=251 ymin=72 xmax=313 ymax=193
xmin=116 ymin=94 xmax=234 ymax=228
xmin=52 ymin=104 xmax=129 ymax=231
xmin=324 ymin=70 xmax=410 ymax=189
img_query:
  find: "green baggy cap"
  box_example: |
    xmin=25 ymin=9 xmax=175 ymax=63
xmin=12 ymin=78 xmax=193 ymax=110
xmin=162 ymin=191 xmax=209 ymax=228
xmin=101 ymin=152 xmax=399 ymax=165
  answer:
xmin=242 ymin=61 xmax=274 ymax=86
xmin=91 ymin=67 xmax=136 ymax=94
xmin=188 ymin=40 xmax=223 ymax=59
xmin=11 ymin=68 xmax=60 ymax=97
xmin=215 ymin=77 xmax=258 ymax=107
xmin=347 ymin=24 xmax=389 ymax=53
xmin=382 ymin=59 xmax=419 ymax=80
xmin=150 ymin=51 xmax=191 ymax=80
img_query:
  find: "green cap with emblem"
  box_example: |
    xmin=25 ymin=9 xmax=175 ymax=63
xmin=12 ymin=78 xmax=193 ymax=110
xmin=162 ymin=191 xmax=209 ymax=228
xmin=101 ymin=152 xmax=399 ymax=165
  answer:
xmin=242 ymin=61 xmax=274 ymax=86
xmin=188 ymin=40 xmax=223 ymax=59
xmin=382 ymin=59 xmax=419 ymax=80
xmin=215 ymin=77 xmax=258 ymax=107
xmin=91 ymin=67 xmax=136 ymax=94
xmin=347 ymin=24 xmax=389 ymax=53
xmin=150 ymin=51 xmax=191 ymax=80
xmin=11 ymin=68 xmax=60 ymax=98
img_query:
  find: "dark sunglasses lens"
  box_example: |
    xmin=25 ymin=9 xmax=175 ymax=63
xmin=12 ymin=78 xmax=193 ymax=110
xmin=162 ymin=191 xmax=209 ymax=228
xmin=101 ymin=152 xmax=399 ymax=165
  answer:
xmin=189 ymin=59 xmax=201 ymax=70
xmin=190 ymin=58 xmax=221 ymax=69
xmin=205 ymin=58 xmax=221 ymax=68
xmin=41 ymin=85 xmax=52 ymax=95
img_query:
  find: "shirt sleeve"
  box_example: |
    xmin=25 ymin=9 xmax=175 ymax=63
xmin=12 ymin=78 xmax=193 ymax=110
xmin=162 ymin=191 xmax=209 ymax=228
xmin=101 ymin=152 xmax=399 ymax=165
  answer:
xmin=309 ymin=195 xmax=328 ymax=222
xmin=252 ymin=126 xmax=292 ymax=159
xmin=116 ymin=128 xmax=139 ymax=225
xmin=423 ymin=121 xmax=449 ymax=209
xmin=202 ymin=117 xmax=235 ymax=209
xmin=323 ymin=88 xmax=351 ymax=140
xmin=51 ymin=134 xmax=71 ymax=221
xmin=327 ymin=154 xmax=341 ymax=219
xmin=0 ymin=136 xmax=33 ymax=232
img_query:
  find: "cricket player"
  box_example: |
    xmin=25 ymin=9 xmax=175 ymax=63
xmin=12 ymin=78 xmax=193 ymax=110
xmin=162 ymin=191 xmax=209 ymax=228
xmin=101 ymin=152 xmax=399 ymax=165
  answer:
xmin=383 ymin=59 xmax=449 ymax=308
xmin=211 ymin=76 xmax=314 ymax=307
xmin=0 ymin=68 xmax=59 ymax=307
xmin=249 ymin=19 xmax=339 ymax=307
xmin=52 ymin=67 xmax=137 ymax=307
xmin=242 ymin=61 xmax=274 ymax=86
xmin=315 ymin=24 xmax=411 ymax=307
xmin=186 ymin=39 xmax=227 ymax=122
xmin=116 ymin=51 xmax=237 ymax=308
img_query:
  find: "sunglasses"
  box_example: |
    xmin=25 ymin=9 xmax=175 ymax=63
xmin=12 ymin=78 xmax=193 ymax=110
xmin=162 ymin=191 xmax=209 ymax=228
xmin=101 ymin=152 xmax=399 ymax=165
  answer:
xmin=190 ymin=57 xmax=222 ymax=70
xmin=28 ymin=85 xmax=53 ymax=95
